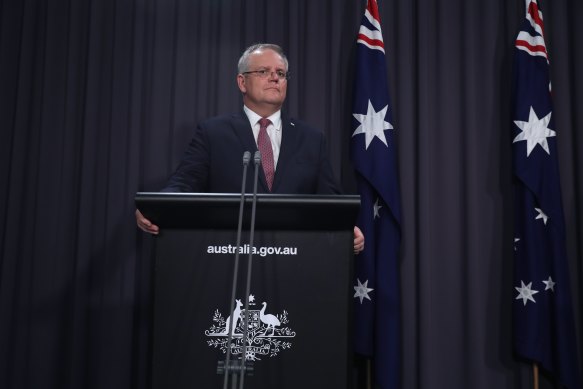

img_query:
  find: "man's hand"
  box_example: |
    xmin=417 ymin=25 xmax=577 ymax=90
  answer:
xmin=135 ymin=209 xmax=160 ymax=235
xmin=353 ymin=226 xmax=364 ymax=254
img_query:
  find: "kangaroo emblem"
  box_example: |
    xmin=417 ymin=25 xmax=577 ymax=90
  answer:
xmin=223 ymin=299 xmax=243 ymax=335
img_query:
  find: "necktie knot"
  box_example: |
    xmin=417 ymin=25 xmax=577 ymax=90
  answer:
xmin=259 ymin=117 xmax=271 ymax=129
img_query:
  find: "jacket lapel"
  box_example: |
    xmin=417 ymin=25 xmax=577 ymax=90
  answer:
xmin=272 ymin=115 xmax=298 ymax=192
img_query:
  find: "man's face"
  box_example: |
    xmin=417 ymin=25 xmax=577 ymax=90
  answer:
xmin=237 ymin=49 xmax=288 ymax=115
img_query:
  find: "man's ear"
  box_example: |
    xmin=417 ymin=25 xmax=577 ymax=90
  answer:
xmin=237 ymin=74 xmax=246 ymax=93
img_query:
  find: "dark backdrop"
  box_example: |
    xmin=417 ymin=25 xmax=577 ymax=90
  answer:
xmin=0 ymin=0 xmax=581 ymax=388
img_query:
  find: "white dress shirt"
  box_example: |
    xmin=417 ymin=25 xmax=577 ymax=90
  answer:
xmin=243 ymin=105 xmax=282 ymax=169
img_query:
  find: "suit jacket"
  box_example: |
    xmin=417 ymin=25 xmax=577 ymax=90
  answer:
xmin=163 ymin=111 xmax=341 ymax=194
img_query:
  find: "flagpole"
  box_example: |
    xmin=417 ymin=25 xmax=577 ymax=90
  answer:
xmin=366 ymin=358 xmax=372 ymax=389
xmin=532 ymin=363 xmax=539 ymax=389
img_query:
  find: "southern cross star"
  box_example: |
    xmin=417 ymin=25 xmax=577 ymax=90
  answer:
xmin=373 ymin=198 xmax=382 ymax=219
xmin=515 ymin=280 xmax=539 ymax=305
xmin=543 ymin=276 xmax=556 ymax=292
xmin=354 ymin=278 xmax=374 ymax=304
xmin=534 ymin=207 xmax=549 ymax=225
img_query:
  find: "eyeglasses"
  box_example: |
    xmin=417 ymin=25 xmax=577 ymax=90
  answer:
xmin=242 ymin=69 xmax=291 ymax=80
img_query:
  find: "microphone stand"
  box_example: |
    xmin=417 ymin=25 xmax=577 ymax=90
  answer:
xmin=221 ymin=151 xmax=251 ymax=389
xmin=238 ymin=151 xmax=261 ymax=389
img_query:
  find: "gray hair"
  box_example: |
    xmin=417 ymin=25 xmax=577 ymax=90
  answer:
xmin=237 ymin=43 xmax=289 ymax=73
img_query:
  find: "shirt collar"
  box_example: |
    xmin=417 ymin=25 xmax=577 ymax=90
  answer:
xmin=243 ymin=105 xmax=281 ymax=130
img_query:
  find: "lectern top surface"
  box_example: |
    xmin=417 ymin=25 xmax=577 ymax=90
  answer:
xmin=135 ymin=192 xmax=360 ymax=230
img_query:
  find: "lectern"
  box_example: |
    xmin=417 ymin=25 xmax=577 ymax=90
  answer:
xmin=135 ymin=192 xmax=359 ymax=389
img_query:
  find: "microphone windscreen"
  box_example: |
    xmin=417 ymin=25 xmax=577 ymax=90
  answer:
xmin=242 ymin=151 xmax=251 ymax=165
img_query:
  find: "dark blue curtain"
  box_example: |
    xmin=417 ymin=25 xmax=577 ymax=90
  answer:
xmin=0 ymin=0 xmax=581 ymax=388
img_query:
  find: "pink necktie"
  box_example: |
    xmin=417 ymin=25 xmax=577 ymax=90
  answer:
xmin=257 ymin=118 xmax=274 ymax=191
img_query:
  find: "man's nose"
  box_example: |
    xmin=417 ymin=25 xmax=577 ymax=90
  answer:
xmin=267 ymin=71 xmax=280 ymax=81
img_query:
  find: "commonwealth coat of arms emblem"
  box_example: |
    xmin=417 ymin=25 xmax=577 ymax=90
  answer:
xmin=205 ymin=295 xmax=296 ymax=361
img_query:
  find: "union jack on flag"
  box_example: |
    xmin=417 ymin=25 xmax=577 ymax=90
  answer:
xmin=350 ymin=1 xmax=401 ymax=389
xmin=512 ymin=1 xmax=581 ymax=388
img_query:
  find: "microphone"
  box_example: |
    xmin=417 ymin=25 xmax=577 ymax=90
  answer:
xmin=239 ymin=151 xmax=261 ymax=388
xmin=221 ymin=151 xmax=251 ymax=389
xmin=242 ymin=151 xmax=251 ymax=166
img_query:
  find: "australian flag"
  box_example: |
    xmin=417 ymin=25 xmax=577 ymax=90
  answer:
xmin=512 ymin=1 xmax=581 ymax=388
xmin=350 ymin=1 xmax=401 ymax=388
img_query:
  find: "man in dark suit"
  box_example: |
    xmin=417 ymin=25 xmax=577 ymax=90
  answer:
xmin=136 ymin=43 xmax=364 ymax=252
xmin=161 ymin=113 xmax=340 ymax=194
